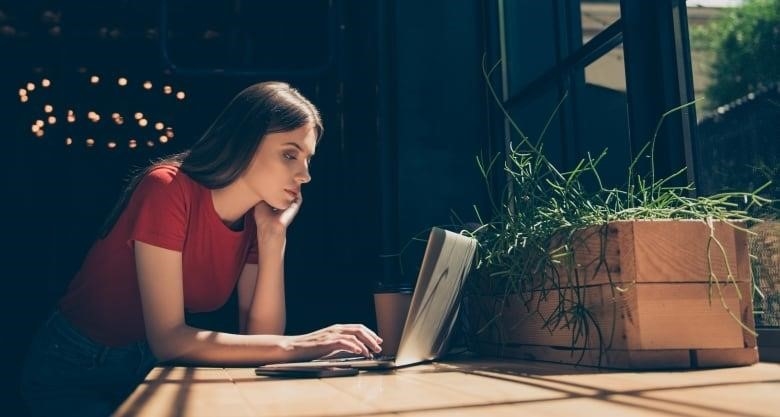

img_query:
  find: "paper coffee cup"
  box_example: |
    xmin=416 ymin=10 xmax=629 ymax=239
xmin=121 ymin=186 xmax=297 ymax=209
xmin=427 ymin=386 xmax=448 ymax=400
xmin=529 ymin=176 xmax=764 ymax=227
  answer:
xmin=373 ymin=287 xmax=413 ymax=356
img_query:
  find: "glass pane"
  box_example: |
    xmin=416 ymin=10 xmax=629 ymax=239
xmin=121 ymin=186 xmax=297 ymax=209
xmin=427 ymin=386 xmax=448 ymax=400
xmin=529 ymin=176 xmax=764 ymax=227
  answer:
xmin=581 ymin=0 xmax=621 ymax=43
xmin=688 ymin=0 xmax=780 ymax=328
xmin=581 ymin=1 xmax=623 ymax=91
xmin=579 ymin=43 xmax=630 ymax=189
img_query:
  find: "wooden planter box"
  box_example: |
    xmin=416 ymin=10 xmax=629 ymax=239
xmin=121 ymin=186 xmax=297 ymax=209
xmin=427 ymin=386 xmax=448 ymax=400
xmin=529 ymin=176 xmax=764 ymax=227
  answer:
xmin=469 ymin=220 xmax=758 ymax=370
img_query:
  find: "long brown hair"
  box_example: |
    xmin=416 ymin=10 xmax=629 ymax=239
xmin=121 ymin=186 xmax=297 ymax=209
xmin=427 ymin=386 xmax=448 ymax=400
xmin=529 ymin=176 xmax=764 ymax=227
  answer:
xmin=98 ymin=81 xmax=323 ymax=237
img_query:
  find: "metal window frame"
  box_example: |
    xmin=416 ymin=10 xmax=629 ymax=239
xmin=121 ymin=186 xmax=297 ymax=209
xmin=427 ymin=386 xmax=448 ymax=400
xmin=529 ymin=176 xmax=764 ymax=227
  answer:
xmin=495 ymin=0 xmax=699 ymax=186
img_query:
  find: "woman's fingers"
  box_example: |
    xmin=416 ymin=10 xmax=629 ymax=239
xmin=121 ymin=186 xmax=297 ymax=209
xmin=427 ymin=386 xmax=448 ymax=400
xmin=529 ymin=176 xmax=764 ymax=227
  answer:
xmin=333 ymin=324 xmax=383 ymax=353
xmin=289 ymin=324 xmax=384 ymax=360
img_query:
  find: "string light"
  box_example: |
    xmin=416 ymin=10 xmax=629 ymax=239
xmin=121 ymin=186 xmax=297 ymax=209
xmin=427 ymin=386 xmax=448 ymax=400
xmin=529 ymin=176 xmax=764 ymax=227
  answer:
xmin=18 ymin=72 xmax=186 ymax=149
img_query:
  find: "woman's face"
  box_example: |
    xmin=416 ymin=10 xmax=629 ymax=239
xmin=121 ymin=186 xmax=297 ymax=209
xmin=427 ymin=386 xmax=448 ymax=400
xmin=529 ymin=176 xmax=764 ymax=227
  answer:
xmin=240 ymin=123 xmax=317 ymax=209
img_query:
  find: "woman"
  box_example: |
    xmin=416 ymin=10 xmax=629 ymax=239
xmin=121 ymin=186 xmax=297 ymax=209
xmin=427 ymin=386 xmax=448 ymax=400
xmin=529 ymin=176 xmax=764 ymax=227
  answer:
xmin=21 ymin=81 xmax=382 ymax=417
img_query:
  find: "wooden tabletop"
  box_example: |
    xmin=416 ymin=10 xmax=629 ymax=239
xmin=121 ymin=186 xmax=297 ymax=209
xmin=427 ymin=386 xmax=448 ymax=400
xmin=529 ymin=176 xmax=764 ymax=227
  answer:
xmin=113 ymin=358 xmax=780 ymax=417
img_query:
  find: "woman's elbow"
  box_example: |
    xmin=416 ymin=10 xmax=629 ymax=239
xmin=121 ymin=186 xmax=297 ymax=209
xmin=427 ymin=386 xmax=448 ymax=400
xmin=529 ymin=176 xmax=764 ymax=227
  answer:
xmin=146 ymin=326 xmax=188 ymax=362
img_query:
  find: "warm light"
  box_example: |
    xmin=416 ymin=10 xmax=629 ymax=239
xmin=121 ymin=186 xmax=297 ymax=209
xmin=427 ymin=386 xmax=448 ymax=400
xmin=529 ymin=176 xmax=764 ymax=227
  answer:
xmin=19 ymin=73 xmax=181 ymax=150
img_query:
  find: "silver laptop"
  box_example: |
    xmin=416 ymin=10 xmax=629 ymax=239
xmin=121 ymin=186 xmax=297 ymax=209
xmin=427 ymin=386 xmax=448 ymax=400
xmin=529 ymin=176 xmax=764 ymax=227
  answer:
xmin=257 ymin=227 xmax=477 ymax=371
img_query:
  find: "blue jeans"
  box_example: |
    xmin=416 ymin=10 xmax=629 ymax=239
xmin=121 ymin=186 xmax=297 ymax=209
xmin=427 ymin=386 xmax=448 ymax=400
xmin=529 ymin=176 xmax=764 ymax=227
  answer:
xmin=20 ymin=310 xmax=158 ymax=417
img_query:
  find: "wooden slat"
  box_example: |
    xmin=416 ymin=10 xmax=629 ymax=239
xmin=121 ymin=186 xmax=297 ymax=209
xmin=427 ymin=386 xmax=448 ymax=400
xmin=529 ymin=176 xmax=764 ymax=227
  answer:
xmin=474 ymin=344 xmax=760 ymax=370
xmin=113 ymin=368 xmax=253 ymax=417
xmin=474 ymin=282 xmax=749 ymax=353
xmin=115 ymin=362 xmax=780 ymax=417
xmin=631 ymin=220 xmax=740 ymax=283
xmin=633 ymin=283 xmax=746 ymax=349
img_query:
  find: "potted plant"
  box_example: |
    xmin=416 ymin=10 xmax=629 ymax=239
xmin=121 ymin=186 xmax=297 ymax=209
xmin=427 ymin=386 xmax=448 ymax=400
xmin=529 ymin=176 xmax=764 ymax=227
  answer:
xmin=457 ymin=69 xmax=772 ymax=370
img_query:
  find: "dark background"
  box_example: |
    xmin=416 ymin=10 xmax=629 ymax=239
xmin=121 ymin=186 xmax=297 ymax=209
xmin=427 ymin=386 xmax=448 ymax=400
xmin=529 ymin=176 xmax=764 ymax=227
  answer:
xmin=1 ymin=1 xmax=489 ymax=413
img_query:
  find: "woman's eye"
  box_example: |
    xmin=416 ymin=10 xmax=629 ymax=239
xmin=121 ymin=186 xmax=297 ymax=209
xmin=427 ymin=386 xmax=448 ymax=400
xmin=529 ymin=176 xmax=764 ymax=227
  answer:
xmin=283 ymin=153 xmax=296 ymax=160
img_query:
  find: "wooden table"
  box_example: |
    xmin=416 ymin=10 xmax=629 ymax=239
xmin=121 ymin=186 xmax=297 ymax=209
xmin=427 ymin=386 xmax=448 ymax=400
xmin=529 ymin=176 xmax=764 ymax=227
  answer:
xmin=114 ymin=358 xmax=780 ymax=417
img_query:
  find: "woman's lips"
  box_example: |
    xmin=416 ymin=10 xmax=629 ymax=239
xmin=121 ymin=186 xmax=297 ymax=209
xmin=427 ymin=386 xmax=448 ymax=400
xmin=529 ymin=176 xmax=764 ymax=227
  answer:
xmin=284 ymin=189 xmax=298 ymax=199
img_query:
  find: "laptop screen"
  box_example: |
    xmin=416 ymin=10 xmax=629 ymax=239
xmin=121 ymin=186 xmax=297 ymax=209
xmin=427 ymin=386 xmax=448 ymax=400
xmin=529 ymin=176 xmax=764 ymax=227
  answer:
xmin=393 ymin=227 xmax=477 ymax=366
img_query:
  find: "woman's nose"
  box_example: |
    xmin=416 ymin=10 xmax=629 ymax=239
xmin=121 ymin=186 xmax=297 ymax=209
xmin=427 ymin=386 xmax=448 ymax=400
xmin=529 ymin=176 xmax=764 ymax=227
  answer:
xmin=296 ymin=166 xmax=311 ymax=184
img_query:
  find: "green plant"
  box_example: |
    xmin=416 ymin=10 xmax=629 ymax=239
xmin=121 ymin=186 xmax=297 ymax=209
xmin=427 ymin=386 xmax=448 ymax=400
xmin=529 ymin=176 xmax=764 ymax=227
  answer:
xmin=455 ymin=58 xmax=772 ymax=361
xmin=691 ymin=0 xmax=780 ymax=109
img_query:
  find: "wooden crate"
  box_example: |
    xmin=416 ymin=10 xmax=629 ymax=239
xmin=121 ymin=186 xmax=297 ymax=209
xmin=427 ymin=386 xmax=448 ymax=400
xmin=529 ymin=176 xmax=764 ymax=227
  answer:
xmin=469 ymin=220 xmax=758 ymax=369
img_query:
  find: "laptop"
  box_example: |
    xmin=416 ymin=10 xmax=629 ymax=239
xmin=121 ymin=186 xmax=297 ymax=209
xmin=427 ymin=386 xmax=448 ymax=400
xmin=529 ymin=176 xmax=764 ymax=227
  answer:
xmin=256 ymin=227 xmax=477 ymax=371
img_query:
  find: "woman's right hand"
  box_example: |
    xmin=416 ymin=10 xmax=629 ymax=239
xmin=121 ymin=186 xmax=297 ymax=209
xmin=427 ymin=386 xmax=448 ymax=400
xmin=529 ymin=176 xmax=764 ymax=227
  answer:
xmin=282 ymin=324 xmax=383 ymax=360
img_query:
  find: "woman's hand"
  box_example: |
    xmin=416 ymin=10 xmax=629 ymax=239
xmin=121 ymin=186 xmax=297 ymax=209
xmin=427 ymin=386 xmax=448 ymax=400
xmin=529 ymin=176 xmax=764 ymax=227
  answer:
xmin=282 ymin=324 xmax=383 ymax=361
xmin=253 ymin=194 xmax=302 ymax=236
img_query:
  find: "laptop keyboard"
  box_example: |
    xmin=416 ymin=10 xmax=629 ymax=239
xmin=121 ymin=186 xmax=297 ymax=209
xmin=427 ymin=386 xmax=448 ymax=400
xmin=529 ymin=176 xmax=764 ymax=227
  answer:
xmin=318 ymin=354 xmax=395 ymax=362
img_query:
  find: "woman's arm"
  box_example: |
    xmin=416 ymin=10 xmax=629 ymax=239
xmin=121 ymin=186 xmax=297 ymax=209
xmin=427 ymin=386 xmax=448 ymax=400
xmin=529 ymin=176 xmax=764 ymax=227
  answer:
xmin=237 ymin=231 xmax=286 ymax=334
xmin=135 ymin=241 xmax=382 ymax=365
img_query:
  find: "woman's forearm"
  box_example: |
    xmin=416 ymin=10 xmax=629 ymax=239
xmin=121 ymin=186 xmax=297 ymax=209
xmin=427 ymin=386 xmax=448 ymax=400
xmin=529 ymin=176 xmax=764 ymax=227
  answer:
xmin=157 ymin=324 xmax=295 ymax=365
xmin=246 ymin=232 xmax=287 ymax=334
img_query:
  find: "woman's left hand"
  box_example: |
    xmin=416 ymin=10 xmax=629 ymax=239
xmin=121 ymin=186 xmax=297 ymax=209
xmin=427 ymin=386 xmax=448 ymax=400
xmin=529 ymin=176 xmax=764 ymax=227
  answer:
xmin=253 ymin=194 xmax=302 ymax=236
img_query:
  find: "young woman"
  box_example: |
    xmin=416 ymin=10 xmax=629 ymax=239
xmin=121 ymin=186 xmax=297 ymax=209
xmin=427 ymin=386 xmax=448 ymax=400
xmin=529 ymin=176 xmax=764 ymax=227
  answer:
xmin=20 ymin=81 xmax=382 ymax=417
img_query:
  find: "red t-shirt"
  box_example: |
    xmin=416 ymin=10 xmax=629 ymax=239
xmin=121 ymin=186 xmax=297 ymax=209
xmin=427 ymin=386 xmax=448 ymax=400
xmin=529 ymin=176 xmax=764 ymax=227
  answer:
xmin=59 ymin=166 xmax=259 ymax=346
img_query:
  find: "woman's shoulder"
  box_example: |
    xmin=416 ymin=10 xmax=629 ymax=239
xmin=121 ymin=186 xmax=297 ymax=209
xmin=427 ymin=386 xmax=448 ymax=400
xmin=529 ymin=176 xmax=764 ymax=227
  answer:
xmin=139 ymin=164 xmax=204 ymax=199
xmin=146 ymin=164 xmax=180 ymax=184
